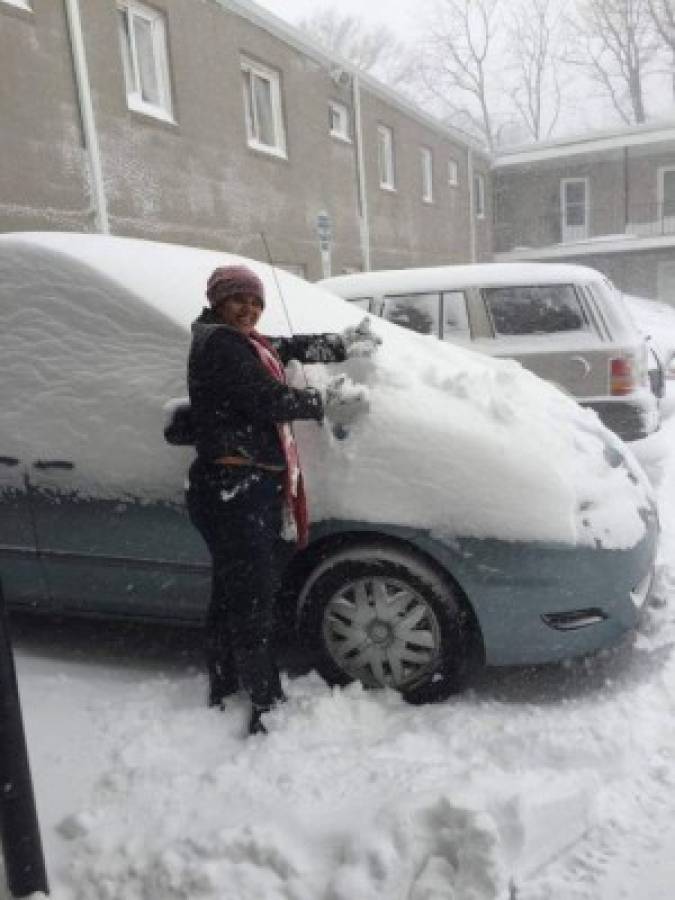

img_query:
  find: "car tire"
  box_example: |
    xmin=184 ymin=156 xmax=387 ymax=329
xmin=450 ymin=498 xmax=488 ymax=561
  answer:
xmin=298 ymin=545 xmax=470 ymax=703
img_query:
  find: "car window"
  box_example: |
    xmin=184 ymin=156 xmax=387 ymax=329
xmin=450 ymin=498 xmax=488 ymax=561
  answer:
xmin=482 ymin=284 xmax=588 ymax=336
xmin=382 ymin=292 xmax=440 ymax=335
xmin=348 ymin=297 xmax=373 ymax=312
xmin=441 ymin=291 xmax=471 ymax=340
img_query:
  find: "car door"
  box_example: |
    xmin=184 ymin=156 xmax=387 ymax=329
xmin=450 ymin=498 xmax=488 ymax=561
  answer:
xmin=0 ymin=454 xmax=49 ymax=609
xmin=1 ymin=242 xmax=210 ymax=622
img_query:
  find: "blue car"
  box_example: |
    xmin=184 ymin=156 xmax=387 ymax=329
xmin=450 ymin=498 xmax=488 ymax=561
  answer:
xmin=0 ymin=233 xmax=658 ymax=701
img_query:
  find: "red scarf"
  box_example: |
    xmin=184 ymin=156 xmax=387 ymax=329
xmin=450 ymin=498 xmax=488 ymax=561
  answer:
xmin=247 ymin=332 xmax=310 ymax=548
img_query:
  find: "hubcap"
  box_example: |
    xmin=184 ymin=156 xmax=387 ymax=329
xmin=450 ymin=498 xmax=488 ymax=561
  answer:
xmin=322 ymin=576 xmax=441 ymax=689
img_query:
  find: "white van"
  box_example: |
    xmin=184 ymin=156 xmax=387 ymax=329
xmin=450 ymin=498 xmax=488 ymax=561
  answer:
xmin=320 ymin=263 xmax=660 ymax=442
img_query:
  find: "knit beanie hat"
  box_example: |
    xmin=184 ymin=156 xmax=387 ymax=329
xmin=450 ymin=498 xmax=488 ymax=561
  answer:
xmin=206 ymin=265 xmax=265 ymax=307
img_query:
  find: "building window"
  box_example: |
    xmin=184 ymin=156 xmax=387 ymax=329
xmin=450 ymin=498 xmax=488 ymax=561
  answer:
xmin=377 ymin=125 xmax=395 ymax=190
xmin=659 ymin=168 xmax=675 ymax=223
xmin=473 ymin=172 xmax=486 ymax=219
xmin=329 ymin=101 xmax=350 ymax=141
xmin=560 ymin=178 xmax=588 ymax=242
xmin=117 ymin=1 xmax=174 ymax=121
xmin=448 ymin=159 xmax=459 ymax=186
xmin=241 ymin=57 xmax=287 ymax=157
xmin=421 ymin=147 xmax=434 ymax=203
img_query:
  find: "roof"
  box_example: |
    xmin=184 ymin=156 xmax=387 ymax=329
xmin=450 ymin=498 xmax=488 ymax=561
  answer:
xmin=215 ymin=0 xmax=491 ymax=159
xmin=494 ymin=120 xmax=675 ymax=168
xmin=319 ymin=262 xmax=608 ymax=297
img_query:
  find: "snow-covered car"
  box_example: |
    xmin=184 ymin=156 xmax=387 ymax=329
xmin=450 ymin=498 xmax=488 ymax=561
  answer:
xmin=0 ymin=233 xmax=658 ymax=701
xmin=623 ymin=292 xmax=675 ymax=389
xmin=319 ymin=263 xmax=660 ymax=442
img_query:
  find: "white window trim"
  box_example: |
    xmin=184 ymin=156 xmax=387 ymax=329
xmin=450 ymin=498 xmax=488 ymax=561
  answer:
xmin=474 ymin=171 xmax=486 ymax=219
xmin=378 ymin=124 xmax=396 ymax=191
xmin=448 ymin=158 xmax=459 ymax=187
xmin=560 ymin=176 xmax=589 ymax=242
xmin=658 ymin=166 xmax=675 ymax=219
xmin=241 ymin=56 xmax=287 ymax=159
xmin=117 ymin=0 xmax=174 ymax=123
xmin=329 ymin=100 xmax=351 ymax=143
xmin=421 ymin=147 xmax=434 ymax=203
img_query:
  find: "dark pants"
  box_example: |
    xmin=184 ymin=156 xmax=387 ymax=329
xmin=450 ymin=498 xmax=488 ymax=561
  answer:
xmin=186 ymin=460 xmax=293 ymax=708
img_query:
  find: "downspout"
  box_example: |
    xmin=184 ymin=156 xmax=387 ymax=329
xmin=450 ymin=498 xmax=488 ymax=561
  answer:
xmin=352 ymin=73 xmax=371 ymax=271
xmin=64 ymin=0 xmax=109 ymax=234
xmin=467 ymin=147 xmax=477 ymax=263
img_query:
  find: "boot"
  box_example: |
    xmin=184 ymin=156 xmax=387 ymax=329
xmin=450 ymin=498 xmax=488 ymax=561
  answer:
xmin=207 ymin=663 xmax=239 ymax=710
xmin=248 ymin=705 xmax=269 ymax=735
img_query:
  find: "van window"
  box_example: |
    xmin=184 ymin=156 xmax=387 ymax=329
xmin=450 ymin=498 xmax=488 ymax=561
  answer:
xmin=382 ymin=292 xmax=440 ymax=335
xmin=482 ymin=284 xmax=588 ymax=336
xmin=348 ymin=297 xmax=373 ymax=312
xmin=441 ymin=291 xmax=470 ymax=339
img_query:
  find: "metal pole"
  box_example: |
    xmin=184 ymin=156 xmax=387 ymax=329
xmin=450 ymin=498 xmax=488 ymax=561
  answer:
xmin=63 ymin=0 xmax=110 ymax=234
xmin=0 ymin=580 xmax=49 ymax=898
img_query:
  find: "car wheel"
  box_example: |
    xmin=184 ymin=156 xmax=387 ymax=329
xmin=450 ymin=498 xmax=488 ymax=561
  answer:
xmin=298 ymin=546 xmax=469 ymax=702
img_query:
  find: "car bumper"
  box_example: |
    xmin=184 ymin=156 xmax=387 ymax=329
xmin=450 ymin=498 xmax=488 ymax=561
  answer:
xmin=436 ymin=513 xmax=659 ymax=667
xmin=583 ymin=396 xmax=660 ymax=441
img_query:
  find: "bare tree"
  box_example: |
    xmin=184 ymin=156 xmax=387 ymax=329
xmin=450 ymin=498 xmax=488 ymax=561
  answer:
xmin=566 ymin=0 xmax=657 ymax=124
xmin=296 ymin=8 xmax=417 ymax=90
xmin=416 ymin=0 xmax=505 ymax=150
xmin=506 ymin=0 xmax=564 ymax=141
xmin=647 ymin=0 xmax=675 ymax=96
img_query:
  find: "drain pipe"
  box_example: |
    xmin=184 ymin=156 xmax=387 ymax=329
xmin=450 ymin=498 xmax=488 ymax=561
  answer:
xmin=468 ymin=146 xmax=477 ymax=263
xmin=352 ymin=73 xmax=371 ymax=271
xmin=64 ymin=0 xmax=109 ymax=234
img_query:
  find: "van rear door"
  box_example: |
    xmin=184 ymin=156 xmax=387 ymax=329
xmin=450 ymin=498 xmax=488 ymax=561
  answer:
xmin=474 ymin=283 xmax=610 ymax=399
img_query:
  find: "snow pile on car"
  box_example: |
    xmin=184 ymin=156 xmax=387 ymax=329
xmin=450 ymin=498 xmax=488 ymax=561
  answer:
xmin=0 ymin=233 xmax=653 ymax=550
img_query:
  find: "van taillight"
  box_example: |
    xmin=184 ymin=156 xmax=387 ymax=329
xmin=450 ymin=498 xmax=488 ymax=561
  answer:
xmin=610 ymin=357 xmax=636 ymax=395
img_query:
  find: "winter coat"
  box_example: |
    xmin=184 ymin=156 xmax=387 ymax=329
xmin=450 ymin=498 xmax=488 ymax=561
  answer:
xmin=187 ymin=308 xmax=346 ymax=466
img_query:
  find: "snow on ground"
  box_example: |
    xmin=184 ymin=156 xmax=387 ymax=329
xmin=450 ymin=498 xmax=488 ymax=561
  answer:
xmin=1 ymin=400 xmax=674 ymax=899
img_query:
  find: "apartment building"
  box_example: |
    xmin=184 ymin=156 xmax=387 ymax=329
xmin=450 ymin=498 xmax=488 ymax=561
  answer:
xmin=494 ymin=122 xmax=675 ymax=302
xmin=0 ymin=0 xmax=492 ymax=280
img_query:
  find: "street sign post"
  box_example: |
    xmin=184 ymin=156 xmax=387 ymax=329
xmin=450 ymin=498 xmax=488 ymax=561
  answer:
xmin=316 ymin=210 xmax=332 ymax=279
xmin=0 ymin=580 xmax=49 ymax=898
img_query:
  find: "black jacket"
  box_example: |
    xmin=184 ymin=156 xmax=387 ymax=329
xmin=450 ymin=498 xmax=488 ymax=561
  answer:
xmin=187 ymin=308 xmax=346 ymax=466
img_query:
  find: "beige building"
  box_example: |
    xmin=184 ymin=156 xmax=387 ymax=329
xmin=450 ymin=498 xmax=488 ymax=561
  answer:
xmin=494 ymin=123 xmax=675 ymax=302
xmin=0 ymin=0 xmax=492 ymax=280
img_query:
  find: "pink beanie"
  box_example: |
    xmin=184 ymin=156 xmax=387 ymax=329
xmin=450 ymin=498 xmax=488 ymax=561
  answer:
xmin=206 ymin=265 xmax=265 ymax=306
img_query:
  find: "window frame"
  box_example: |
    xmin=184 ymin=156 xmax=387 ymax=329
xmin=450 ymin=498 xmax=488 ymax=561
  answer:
xmin=560 ymin=177 xmax=589 ymax=242
xmin=329 ymin=100 xmax=351 ymax=142
xmin=240 ymin=56 xmax=287 ymax=158
xmin=448 ymin=159 xmax=459 ymax=187
xmin=481 ymin=283 xmax=590 ymax=338
xmin=658 ymin=166 xmax=675 ymax=222
xmin=377 ymin=124 xmax=396 ymax=191
xmin=473 ymin=171 xmax=486 ymax=219
xmin=381 ymin=291 xmax=441 ymax=336
xmin=421 ymin=147 xmax=434 ymax=204
xmin=117 ymin=0 xmax=174 ymax=123
xmin=440 ymin=290 xmax=471 ymax=341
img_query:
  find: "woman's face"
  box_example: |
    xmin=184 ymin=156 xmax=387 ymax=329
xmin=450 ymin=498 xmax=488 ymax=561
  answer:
xmin=213 ymin=293 xmax=264 ymax=335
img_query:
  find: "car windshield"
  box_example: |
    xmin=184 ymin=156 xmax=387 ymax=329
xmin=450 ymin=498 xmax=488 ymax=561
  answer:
xmin=482 ymin=284 xmax=587 ymax=336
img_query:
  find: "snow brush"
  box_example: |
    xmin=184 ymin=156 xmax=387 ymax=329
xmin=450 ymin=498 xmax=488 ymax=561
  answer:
xmin=259 ymin=232 xmax=350 ymax=441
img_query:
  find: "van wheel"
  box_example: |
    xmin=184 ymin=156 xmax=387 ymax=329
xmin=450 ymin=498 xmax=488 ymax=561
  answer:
xmin=298 ymin=546 xmax=469 ymax=702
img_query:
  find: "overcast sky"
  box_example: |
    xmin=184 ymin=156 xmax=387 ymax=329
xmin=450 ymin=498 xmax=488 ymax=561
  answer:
xmin=253 ymin=0 xmax=415 ymax=36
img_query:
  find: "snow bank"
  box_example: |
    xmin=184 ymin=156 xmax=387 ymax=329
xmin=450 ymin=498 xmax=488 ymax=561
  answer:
xmin=0 ymin=233 xmax=652 ymax=550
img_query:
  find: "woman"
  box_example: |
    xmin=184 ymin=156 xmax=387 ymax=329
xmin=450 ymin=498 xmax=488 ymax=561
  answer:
xmin=186 ymin=264 xmax=374 ymax=735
